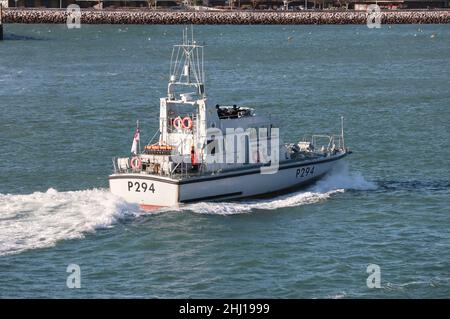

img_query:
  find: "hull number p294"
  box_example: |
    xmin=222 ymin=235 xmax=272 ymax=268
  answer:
xmin=127 ymin=181 xmax=155 ymax=193
xmin=296 ymin=166 xmax=315 ymax=178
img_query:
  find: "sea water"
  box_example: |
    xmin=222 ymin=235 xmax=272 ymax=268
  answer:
xmin=0 ymin=24 xmax=449 ymax=298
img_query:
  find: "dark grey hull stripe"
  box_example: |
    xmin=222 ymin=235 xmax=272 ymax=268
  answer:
xmin=243 ymin=173 xmax=327 ymax=200
xmin=181 ymin=192 xmax=243 ymax=203
xmin=181 ymin=173 xmax=327 ymax=203
xmin=109 ymin=153 xmax=347 ymax=185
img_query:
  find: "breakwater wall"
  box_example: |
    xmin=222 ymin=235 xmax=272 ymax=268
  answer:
xmin=4 ymin=9 xmax=450 ymax=25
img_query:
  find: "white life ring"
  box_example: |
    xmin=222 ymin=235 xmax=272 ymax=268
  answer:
xmin=130 ymin=157 xmax=142 ymax=170
xmin=173 ymin=116 xmax=182 ymax=130
xmin=182 ymin=116 xmax=193 ymax=130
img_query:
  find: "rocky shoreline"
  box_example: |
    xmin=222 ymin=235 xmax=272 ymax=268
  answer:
xmin=3 ymin=9 xmax=450 ymax=25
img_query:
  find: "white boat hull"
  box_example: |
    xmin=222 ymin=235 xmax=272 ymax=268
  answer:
xmin=109 ymin=154 xmax=346 ymax=208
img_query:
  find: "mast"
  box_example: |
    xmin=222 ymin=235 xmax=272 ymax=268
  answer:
xmin=137 ymin=120 xmax=140 ymax=154
xmin=168 ymin=26 xmax=205 ymax=101
xmin=160 ymin=27 xmax=208 ymax=159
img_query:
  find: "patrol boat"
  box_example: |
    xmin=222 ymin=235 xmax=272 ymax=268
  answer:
xmin=109 ymin=29 xmax=350 ymax=208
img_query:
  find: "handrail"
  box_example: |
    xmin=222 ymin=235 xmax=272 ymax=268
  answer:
xmin=170 ymin=162 xmax=181 ymax=176
xmin=311 ymin=134 xmax=344 ymax=153
xmin=112 ymin=157 xmax=117 ymax=173
xmin=147 ymin=129 xmax=160 ymax=145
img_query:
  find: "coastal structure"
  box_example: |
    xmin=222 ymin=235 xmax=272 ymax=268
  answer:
xmin=4 ymin=7 xmax=450 ymax=23
xmin=4 ymin=0 xmax=450 ymax=9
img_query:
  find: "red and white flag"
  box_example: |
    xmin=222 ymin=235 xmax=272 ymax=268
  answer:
xmin=130 ymin=127 xmax=140 ymax=155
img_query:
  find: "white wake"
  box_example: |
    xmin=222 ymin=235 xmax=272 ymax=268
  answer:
xmin=0 ymin=188 xmax=137 ymax=256
xmin=0 ymin=162 xmax=375 ymax=255
xmin=174 ymin=161 xmax=377 ymax=215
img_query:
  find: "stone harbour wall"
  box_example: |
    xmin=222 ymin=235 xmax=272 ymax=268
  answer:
xmin=3 ymin=9 xmax=450 ymax=25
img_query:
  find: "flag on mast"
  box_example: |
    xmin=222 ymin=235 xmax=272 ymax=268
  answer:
xmin=131 ymin=124 xmax=140 ymax=155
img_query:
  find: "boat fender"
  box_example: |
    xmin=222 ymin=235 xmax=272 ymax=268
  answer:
xmin=173 ymin=117 xmax=183 ymax=130
xmin=130 ymin=156 xmax=142 ymax=170
xmin=190 ymin=145 xmax=198 ymax=165
xmin=182 ymin=116 xmax=193 ymax=130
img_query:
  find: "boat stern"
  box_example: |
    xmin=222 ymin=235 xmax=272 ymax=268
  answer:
xmin=109 ymin=174 xmax=180 ymax=208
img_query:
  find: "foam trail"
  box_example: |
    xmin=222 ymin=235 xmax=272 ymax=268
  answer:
xmin=311 ymin=161 xmax=377 ymax=193
xmin=175 ymin=161 xmax=376 ymax=215
xmin=0 ymin=188 xmax=138 ymax=256
xmin=0 ymin=163 xmax=375 ymax=254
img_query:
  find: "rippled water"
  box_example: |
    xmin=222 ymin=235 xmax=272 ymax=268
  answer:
xmin=0 ymin=24 xmax=449 ymax=298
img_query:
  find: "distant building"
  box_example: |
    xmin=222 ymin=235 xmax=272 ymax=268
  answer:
xmin=209 ymin=0 xmax=449 ymax=9
xmin=347 ymin=0 xmax=449 ymax=10
xmin=5 ymin=0 xmax=176 ymax=8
